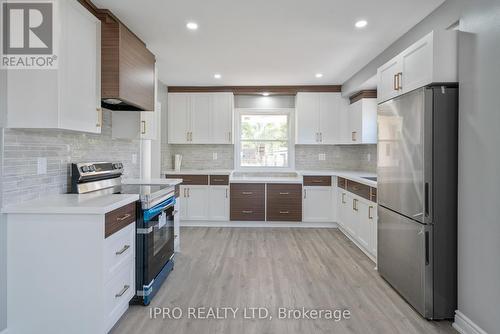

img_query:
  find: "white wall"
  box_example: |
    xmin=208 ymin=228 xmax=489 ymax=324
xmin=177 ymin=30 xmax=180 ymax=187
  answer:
xmin=342 ymin=1 xmax=500 ymax=333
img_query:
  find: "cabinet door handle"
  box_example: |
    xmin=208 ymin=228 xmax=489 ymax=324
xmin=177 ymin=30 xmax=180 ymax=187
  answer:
xmin=188 ymin=188 xmax=190 ymax=197
xmin=96 ymin=108 xmax=102 ymax=128
xmin=398 ymin=72 xmax=403 ymax=90
xmin=352 ymin=131 xmax=357 ymax=142
xmin=279 ymin=192 xmax=289 ymax=195
xmin=242 ymin=210 xmax=253 ymax=214
xmin=320 ymin=132 xmax=323 ymax=142
xmin=115 ymin=244 xmax=130 ymax=255
xmin=393 ymin=74 xmax=398 ymax=91
xmin=115 ymin=285 xmax=130 ymax=298
xmin=117 ymin=213 xmax=131 ymax=221
xmin=186 ymin=132 xmax=189 ymax=141
xmin=225 ymin=189 xmax=228 ymax=198
xmin=228 ymin=132 xmax=232 ymax=142
xmin=242 ymin=191 xmax=253 ymax=195
xmin=183 ymin=188 xmax=186 ymax=197
xmin=353 ymin=199 xmax=358 ymax=211
xmin=279 ymin=211 xmax=289 ymax=214
xmin=141 ymin=120 xmax=146 ymax=135
xmin=368 ymin=206 xmax=374 ymax=219
xmin=304 ymin=189 xmax=307 ymax=199
xmin=342 ymin=193 xmax=346 ymax=204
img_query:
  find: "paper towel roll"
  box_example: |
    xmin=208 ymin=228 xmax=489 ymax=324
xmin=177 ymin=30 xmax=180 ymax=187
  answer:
xmin=174 ymin=154 xmax=182 ymax=172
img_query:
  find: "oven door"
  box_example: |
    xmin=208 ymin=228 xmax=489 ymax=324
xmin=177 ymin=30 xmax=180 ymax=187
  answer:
xmin=142 ymin=197 xmax=175 ymax=285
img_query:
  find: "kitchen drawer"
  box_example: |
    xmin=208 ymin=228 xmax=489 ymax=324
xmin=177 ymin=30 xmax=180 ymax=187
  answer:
xmin=267 ymin=184 xmax=302 ymax=222
xmin=337 ymin=177 xmax=347 ymax=189
xmin=105 ymin=202 xmax=136 ymax=238
xmin=230 ymin=183 xmax=265 ymax=221
xmin=303 ymin=176 xmax=332 ymax=187
xmin=104 ymin=222 xmax=135 ymax=283
xmin=105 ymin=262 xmax=135 ymax=333
xmin=166 ymin=174 xmax=208 ymax=185
xmin=210 ymin=175 xmax=229 ymax=185
xmin=346 ymin=180 xmax=371 ymax=201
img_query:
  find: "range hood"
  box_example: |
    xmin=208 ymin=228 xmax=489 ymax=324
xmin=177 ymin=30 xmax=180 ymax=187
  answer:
xmin=101 ymin=98 xmax=145 ymax=111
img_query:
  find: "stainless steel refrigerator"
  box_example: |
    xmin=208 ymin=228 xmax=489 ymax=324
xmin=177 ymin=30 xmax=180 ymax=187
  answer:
xmin=377 ymin=85 xmax=458 ymax=320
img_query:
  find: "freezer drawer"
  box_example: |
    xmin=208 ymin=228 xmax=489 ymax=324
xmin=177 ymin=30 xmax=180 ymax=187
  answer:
xmin=377 ymin=205 xmax=433 ymax=318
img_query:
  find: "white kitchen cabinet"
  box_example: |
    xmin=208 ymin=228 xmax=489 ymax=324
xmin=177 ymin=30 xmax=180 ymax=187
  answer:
xmin=208 ymin=186 xmax=230 ymax=221
xmin=5 ymin=0 xmax=101 ymax=133
xmin=168 ymin=93 xmax=191 ymax=143
xmin=111 ymin=104 xmax=159 ymax=140
xmin=295 ymin=92 xmax=343 ymax=144
xmin=354 ymin=199 xmax=371 ymax=251
xmin=179 ymin=185 xmax=209 ymax=220
xmin=211 ymin=93 xmax=234 ymax=144
xmin=377 ymin=30 xmax=457 ymax=104
xmin=140 ymin=103 xmax=160 ymax=140
xmin=348 ymin=98 xmax=377 ymax=144
xmin=303 ymin=186 xmax=333 ymax=222
xmin=168 ymin=93 xmax=234 ymax=144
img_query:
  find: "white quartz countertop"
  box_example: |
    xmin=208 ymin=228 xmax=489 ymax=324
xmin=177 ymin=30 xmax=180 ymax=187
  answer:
xmin=1 ymin=193 xmax=140 ymax=215
xmin=161 ymin=169 xmax=376 ymax=187
xmin=122 ymin=178 xmax=182 ymax=186
xmin=163 ymin=169 xmax=232 ymax=175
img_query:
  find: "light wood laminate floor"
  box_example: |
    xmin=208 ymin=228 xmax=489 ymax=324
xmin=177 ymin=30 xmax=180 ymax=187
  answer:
xmin=111 ymin=227 xmax=456 ymax=334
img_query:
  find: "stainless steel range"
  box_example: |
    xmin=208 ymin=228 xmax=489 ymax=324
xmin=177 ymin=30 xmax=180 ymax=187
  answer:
xmin=71 ymin=162 xmax=176 ymax=305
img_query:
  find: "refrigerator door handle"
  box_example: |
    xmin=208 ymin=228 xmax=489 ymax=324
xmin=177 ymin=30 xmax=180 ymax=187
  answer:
xmin=425 ymin=231 xmax=430 ymax=265
xmin=424 ymin=182 xmax=430 ymax=217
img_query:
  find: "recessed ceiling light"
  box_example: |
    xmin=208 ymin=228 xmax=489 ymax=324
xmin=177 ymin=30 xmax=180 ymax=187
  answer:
xmin=186 ymin=22 xmax=198 ymax=30
xmin=262 ymin=92 xmax=270 ymax=96
xmin=214 ymin=73 xmax=221 ymax=79
xmin=315 ymin=73 xmax=323 ymax=78
xmin=355 ymin=20 xmax=368 ymax=28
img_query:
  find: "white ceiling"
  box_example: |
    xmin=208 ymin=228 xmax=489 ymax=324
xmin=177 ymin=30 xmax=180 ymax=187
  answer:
xmin=93 ymin=0 xmax=445 ymax=86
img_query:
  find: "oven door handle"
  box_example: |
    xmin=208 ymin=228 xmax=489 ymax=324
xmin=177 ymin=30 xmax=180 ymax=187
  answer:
xmin=143 ymin=197 xmax=176 ymax=222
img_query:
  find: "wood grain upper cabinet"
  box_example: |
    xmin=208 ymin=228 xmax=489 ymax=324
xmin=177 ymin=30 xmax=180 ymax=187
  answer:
xmin=100 ymin=12 xmax=155 ymax=111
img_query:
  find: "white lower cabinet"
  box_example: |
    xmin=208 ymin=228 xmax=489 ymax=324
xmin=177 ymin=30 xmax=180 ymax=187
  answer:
xmin=208 ymin=186 xmax=230 ymax=221
xmin=179 ymin=185 xmax=209 ymax=220
xmin=303 ymin=186 xmax=333 ymax=222
xmin=336 ymin=186 xmax=377 ymax=260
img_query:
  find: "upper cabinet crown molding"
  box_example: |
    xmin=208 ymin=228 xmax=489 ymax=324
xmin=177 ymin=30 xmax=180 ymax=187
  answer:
xmin=168 ymin=85 xmax=342 ymax=95
xmin=377 ymin=30 xmax=458 ymax=104
xmin=4 ymin=0 xmax=102 ymax=133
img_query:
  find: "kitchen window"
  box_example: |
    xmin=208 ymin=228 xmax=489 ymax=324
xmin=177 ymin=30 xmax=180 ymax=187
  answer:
xmin=235 ymin=109 xmax=295 ymax=170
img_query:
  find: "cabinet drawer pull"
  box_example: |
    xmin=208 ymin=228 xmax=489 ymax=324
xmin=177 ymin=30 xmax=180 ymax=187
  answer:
xmin=368 ymin=206 xmax=374 ymax=220
xmin=279 ymin=211 xmax=289 ymax=214
xmin=242 ymin=210 xmax=253 ymax=214
xmin=242 ymin=192 xmax=253 ymax=195
xmin=212 ymin=179 xmax=225 ymax=182
xmin=117 ymin=214 xmax=131 ymax=221
xmin=312 ymin=180 xmax=323 ymax=183
xmin=115 ymin=285 xmax=130 ymax=298
xmin=115 ymin=244 xmax=130 ymax=255
xmin=279 ymin=192 xmax=290 ymax=195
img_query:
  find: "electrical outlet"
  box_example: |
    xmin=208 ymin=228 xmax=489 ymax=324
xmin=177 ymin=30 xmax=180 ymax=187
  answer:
xmin=37 ymin=157 xmax=47 ymax=175
xmin=318 ymin=153 xmax=326 ymax=161
xmin=213 ymin=152 xmax=218 ymax=160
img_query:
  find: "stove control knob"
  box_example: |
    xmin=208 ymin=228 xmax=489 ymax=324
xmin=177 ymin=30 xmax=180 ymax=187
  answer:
xmin=89 ymin=165 xmax=96 ymax=172
xmin=81 ymin=166 xmax=89 ymax=173
xmin=118 ymin=163 xmax=123 ymax=169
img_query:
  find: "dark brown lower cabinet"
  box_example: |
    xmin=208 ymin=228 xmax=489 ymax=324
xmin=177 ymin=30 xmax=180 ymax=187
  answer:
xmin=266 ymin=184 xmax=302 ymax=221
xmin=230 ymin=183 xmax=265 ymax=221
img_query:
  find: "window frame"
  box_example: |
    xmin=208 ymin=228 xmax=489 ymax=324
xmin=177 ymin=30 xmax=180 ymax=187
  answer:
xmin=234 ymin=108 xmax=295 ymax=171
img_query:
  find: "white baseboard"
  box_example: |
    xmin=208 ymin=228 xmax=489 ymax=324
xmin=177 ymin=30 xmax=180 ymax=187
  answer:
xmin=453 ymin=310 xmax=488 ymax=334
xmin=180 ymin=220 xmax=338 ymax=228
